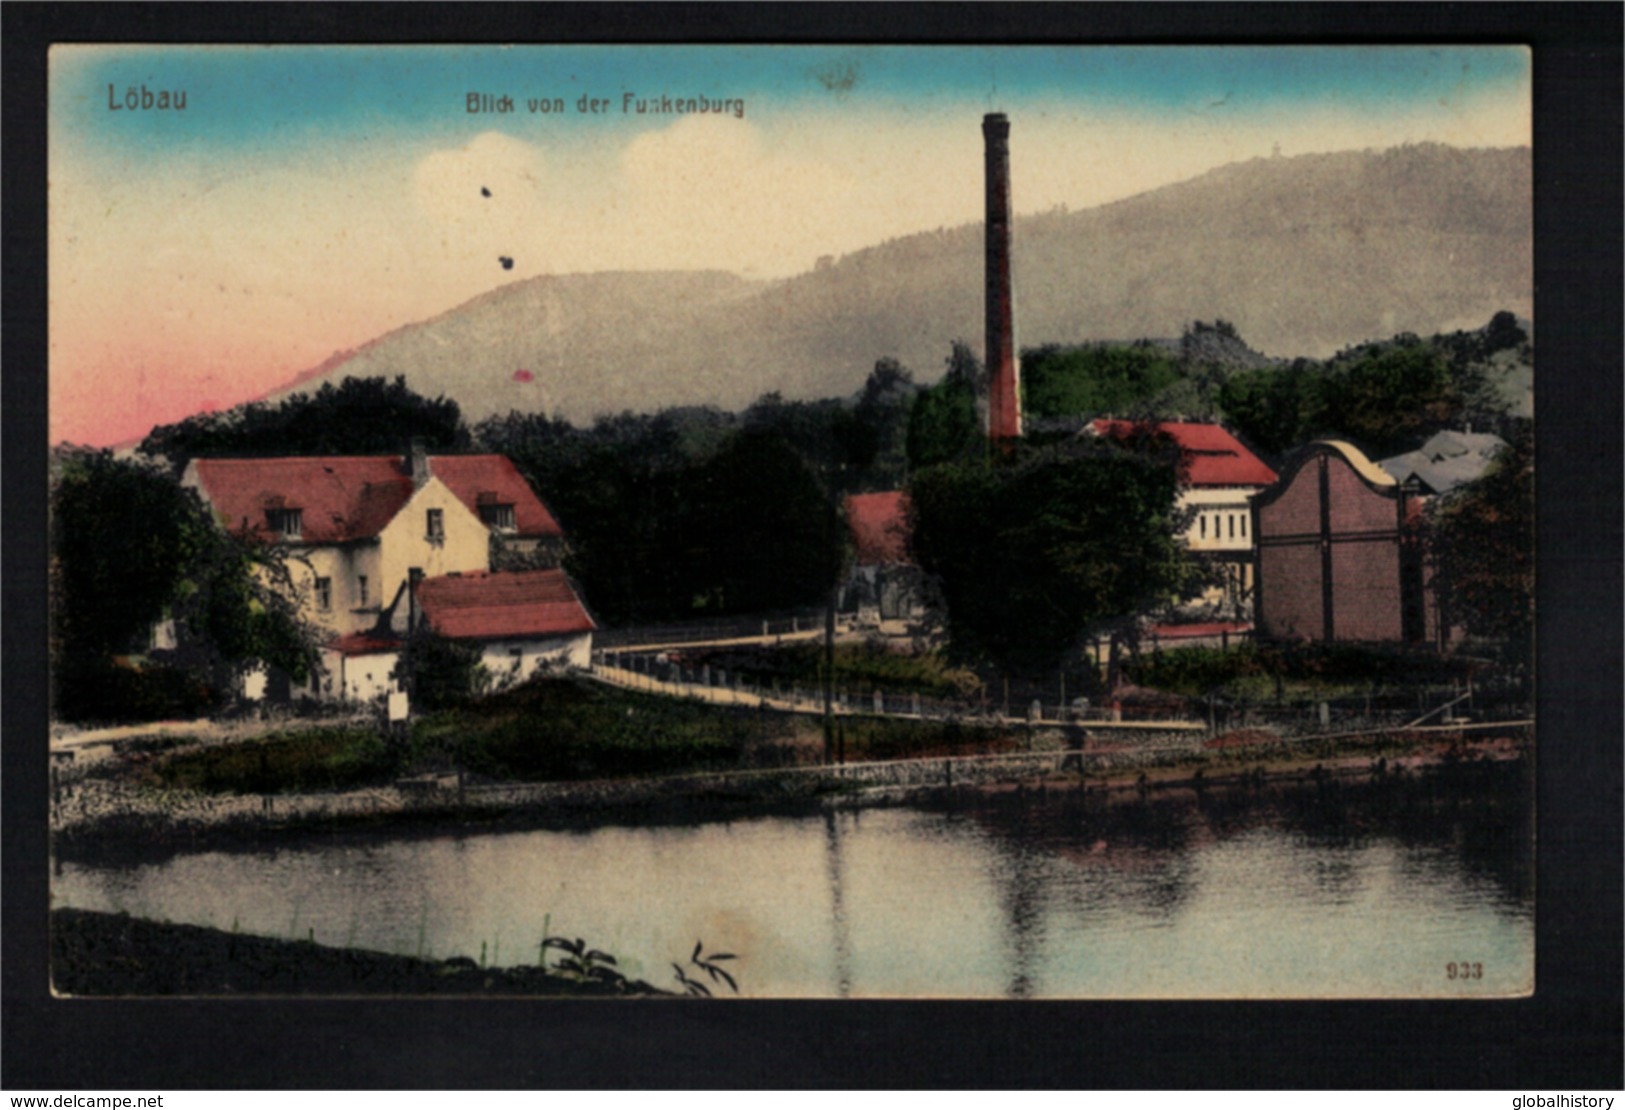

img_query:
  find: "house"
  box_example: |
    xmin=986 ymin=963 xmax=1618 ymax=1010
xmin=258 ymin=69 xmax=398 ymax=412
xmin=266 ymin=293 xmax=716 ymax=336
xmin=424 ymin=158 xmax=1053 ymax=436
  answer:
xmin=1376 ymin=429 xmax=1508 ymax=495
xmin=1252 ymin=440 xmax=1441 ymax=645
xmin=414 ymin=568 xmax=596 ymax=683
xmin=1090 ymin=420 xmax=1278 ymax=614
xmin=182 ymin=442 xmax=574 ymax=700
xmin=842 ymin=491 xmax=925 ymax=625
xmin=183 ymin=442 xmax=565 ymax=642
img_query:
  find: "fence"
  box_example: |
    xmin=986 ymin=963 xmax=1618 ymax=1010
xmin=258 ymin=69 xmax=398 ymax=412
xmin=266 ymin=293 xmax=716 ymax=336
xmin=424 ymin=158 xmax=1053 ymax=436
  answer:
xmin=593 ymin=608 xmax=829 ymax=649
xmin=592 ymin=648 xmax=1524 ymax=735
xmin=591 ymin=650 xmax=1202 ymax=727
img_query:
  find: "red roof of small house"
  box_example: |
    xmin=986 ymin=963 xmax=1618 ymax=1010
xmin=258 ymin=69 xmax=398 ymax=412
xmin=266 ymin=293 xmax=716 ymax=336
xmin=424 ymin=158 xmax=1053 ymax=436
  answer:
xmin=1091 ymin=420 xmax=1277 ymax=488
xmin=846 ymin=491 xmax=912 ymax=566
xmin=415 ymin=569 xmax=596 ymax=641
xmin=189 ymin=454 xmax=562 ymax=543
xmin=327 ymin=632 xmax=403 ymax=657
xmin=429 ymin=455 xmax=564 ymax=539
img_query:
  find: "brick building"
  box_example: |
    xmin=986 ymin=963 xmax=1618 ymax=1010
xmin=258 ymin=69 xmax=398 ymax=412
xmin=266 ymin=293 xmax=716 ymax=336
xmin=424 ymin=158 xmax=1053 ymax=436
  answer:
xmin=1253 ymin=440 xmax=1438 ymax=645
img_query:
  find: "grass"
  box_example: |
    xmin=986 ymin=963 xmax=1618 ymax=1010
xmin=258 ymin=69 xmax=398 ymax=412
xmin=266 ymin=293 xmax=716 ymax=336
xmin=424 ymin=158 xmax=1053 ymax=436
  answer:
xmin=140 ymin=674 xmax=1020 ymax=797
xmin=154 ymin=726 xmax=398 ymax=795
xmin=1123 ymin=641 xmax=1482 ymax=705
xmin=411 ymin=676 xmax=764 ymax=783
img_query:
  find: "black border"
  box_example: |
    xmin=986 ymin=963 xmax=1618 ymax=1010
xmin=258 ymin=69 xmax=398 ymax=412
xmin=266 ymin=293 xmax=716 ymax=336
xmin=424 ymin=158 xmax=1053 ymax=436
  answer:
xmin=6 ymin=3 xmax=1620 ymax=1091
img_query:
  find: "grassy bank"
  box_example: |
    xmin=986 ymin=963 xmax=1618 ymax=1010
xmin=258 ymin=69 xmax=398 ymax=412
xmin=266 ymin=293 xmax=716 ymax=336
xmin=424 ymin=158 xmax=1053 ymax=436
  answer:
xmin=51 ymin=908 xmax=666 ymax=997
xmin=130 ymin=676 xmax=1012 ymax=797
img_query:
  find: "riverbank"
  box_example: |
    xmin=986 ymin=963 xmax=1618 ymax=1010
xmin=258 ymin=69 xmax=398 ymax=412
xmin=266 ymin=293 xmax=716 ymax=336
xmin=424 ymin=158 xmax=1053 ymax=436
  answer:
xmin=50 ymin=908 xmax=667 ymax=997
xmin=50 ymin=718 xmax=1531 ymax=862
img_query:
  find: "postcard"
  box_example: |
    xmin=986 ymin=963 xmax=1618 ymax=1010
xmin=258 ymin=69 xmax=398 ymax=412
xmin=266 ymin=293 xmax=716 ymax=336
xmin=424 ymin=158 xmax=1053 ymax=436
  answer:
xmin=47 ymin=43 xmax=1535 ymax=1001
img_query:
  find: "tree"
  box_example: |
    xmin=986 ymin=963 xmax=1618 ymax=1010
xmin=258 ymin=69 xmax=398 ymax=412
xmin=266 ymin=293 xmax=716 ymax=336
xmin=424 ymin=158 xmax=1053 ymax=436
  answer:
xmin=1022 ymin=342 xmax=1182 ymax=420
xmin=1426 ymin=424 xmax=1533 ymax=655
xmin=51 ymin=450 xmax=211 ymax=660
xmin=906 ymin=342 xmax=983 ymax=470
xmin=51 ymin=449 xmax=319 ymax=720
xmin=908 ymin=438 xmax=1196 ymax=676
xmin=398 ymin=626 xmax=487 ymax=712
xmin=141 ymin=375 xmax=470 ymax=470
xmin=682 ymin=429 xmax=844 ymax=615
xmin=1218 ymin=360 xmax=1329 ymax=457
xmin=1326 ymin=343 xmax=1457 ymax=452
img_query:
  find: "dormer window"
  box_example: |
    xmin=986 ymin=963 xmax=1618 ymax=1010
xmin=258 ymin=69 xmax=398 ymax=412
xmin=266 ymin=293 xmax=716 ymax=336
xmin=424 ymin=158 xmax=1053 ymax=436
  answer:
xmin=426 ymin=508 xmax=444 ymax=541
xmin=267 ymin=507 xmax=303 ymax=539
xmin=479 ymin=503 xmax=517 ymax=532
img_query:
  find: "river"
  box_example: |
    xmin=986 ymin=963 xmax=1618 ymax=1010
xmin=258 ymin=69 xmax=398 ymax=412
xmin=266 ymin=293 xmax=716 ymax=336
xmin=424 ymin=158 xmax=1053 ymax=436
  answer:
xmin=52 ymin=769 xmax=1533 ymax=998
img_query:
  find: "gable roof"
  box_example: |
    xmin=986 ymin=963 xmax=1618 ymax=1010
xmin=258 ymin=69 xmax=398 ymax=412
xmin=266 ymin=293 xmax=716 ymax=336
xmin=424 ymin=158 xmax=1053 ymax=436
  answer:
xmin=1091 ymin=420 xmax=1277 ymax=488
xmin=1377 ymin=430 xmax=1507 ymax=495
xmin=428 ymin=455 xmax=564 ymax=539
xmin=846 ymin=491 xmax=912 ymax=566
xmin=189 ymin=456 xmax=415 ymax=543
xmin=416 ymin=569 xmax=595 ymax=641
xmin=188 ymin=454 xmax=562 ymax=543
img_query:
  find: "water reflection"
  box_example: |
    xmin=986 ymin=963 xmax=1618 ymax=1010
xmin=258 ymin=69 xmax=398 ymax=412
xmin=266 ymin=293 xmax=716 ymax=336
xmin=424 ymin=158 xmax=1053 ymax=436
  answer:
xmin=53 ymin=764 xmax=1532 ymax=998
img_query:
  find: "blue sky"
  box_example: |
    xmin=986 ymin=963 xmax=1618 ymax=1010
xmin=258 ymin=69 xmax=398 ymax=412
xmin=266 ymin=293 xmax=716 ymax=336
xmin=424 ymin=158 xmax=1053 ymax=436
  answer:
xmin=49 ymin=44 xmax=1530 ymax=445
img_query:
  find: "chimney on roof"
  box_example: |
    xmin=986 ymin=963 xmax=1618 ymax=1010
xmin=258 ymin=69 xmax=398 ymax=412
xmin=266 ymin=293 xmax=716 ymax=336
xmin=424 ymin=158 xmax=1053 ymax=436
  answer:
xmin=983 ymin=112 xmax=1022 ymax=443
xmin=408 ymin=438 xmax=430 ymax=489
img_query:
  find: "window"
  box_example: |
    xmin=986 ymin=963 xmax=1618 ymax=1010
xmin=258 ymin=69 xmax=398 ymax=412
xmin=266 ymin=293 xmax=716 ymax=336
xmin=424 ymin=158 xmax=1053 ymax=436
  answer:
xmin=479 ymin=503 xmax=517 ymax=532
xmin=358 ymin=576 xmax=369 ymax=607
xmin=426 ymin=508 xmax=444 ymax=541
xmin=1199 ymin=515 xmax=1207 ymax=539
xmin=1228 ymin=514 xmax=1236 ymax=540
xmin=1240 ymin=514 xmax=1248 ymax=539
xmin=267 ymin=507 xmax=303 ymax=538
xmin=315 ymin=576 xmax=332 ymax=611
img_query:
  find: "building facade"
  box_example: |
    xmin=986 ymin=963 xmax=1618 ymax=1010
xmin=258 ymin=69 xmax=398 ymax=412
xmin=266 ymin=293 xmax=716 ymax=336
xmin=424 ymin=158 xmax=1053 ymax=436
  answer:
xmin=1253 ymin=440 xmax=1437 ymax=645
xmin=1091 ymin=420 xmax=1277 ymax=615
xmin=183 ymin=444 xmax=580 ymax=701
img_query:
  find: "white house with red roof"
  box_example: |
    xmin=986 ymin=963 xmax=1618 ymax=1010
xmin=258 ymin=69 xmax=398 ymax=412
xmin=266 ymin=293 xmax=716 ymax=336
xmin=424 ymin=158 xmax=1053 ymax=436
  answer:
xmin=183 ymin=442 xmax=584 ymax=702
xmin=416 ymin=568 xmax=596 ymax=684
xmin=842 ymin=491 xmax=925 ymax=624
xmin=1090 ymin=420 xmax=1278 ymax=613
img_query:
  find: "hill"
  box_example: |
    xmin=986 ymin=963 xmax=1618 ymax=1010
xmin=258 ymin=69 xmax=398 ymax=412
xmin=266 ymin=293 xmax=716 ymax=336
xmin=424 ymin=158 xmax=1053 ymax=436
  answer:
xmin=268 ymin=143 xmax=1531 ymax=425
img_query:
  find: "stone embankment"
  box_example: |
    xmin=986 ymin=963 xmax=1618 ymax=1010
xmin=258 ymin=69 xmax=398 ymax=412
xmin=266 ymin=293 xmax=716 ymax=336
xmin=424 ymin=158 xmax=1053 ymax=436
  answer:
xmin=50 ymin=716 xmax=1531 ymax=855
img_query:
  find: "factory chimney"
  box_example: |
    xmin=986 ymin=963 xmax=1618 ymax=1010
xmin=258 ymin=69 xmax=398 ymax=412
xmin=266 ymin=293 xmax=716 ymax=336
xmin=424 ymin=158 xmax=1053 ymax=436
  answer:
xmin=983 ymin=112 xmax=1021 ymax=442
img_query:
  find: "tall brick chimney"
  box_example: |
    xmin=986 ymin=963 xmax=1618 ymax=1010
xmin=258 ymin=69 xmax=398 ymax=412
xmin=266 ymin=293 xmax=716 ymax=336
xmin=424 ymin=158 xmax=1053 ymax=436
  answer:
xmin=983 ymin=112 xmax=1021 ymax=442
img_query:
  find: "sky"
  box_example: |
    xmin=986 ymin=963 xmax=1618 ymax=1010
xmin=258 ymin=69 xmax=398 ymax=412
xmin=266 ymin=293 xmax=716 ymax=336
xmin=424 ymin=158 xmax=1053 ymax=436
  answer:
xmin=48 ymin=45 xmax=1531 ymax=447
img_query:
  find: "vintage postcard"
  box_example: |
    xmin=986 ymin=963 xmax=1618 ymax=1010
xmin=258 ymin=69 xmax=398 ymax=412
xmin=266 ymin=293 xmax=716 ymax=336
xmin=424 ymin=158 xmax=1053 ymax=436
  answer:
xmin=47 ymin=43 xmax=1535 ymax=1001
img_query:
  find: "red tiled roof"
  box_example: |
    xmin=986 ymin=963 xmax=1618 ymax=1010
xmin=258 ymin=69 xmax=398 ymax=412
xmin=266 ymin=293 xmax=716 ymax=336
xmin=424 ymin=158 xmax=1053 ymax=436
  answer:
xmin=416 ymin=569 xmax=595 ymax=641
xmin=429 ymin=455 xmax=564 ymax=539
xmin=191 ymin=456 xmax=413 ymax=543
xmin=1091 ymin=420 xmax=1277 ymax=487
xmin=846 ymin=491 xmax=912 ymax=566
xmin=190 ymin=454 xmax=562 ymax=543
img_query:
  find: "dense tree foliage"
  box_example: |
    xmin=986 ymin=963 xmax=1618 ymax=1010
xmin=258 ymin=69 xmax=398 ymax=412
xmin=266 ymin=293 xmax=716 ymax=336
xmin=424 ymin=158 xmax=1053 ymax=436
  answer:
xmin=477 ymin=411 xmax=843 ymax=624
xmin=1325 ymin=340 xmax=1458 ymax=451
xmin=1216 ymin=314 xmax=1528 ymax=459
xmin=140 ymin=376 xmax=470 ymax=470
xmin=51 ymin=450 xmax=317 ymax=721
xmin=398 ymin=627 xmax=488 ymax=712
xmin=905 ymin=341 xmax=984 ymax=470
xmin=1217 ymin=360 xmax=1332 ymax=457
xmin=1021 ymin=342 xmax=1183 ymax=420
xmin=908 ymin=436 xmax=1196 ymax=675
xmin=1426 ymin=423 xmax=1533 ymax=655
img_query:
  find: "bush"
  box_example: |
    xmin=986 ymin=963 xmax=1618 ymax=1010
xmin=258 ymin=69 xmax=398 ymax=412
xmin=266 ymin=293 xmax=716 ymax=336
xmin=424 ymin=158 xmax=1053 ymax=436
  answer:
xmin=53 ymin=659 xmax=221 ymax=725
xmin=414 ymin=677 xmax=753 ymax=782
